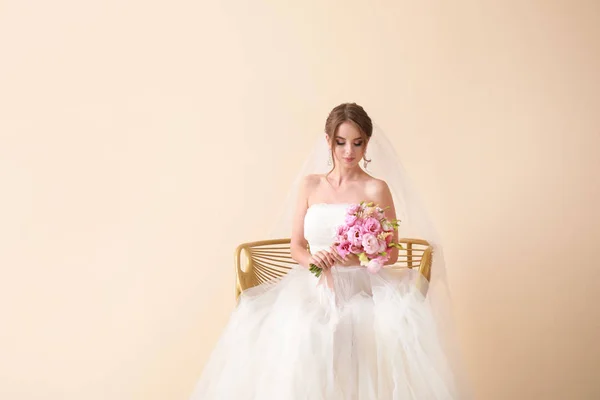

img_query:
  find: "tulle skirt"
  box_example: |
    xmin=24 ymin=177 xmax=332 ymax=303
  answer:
xmin=189 ymin=265 xmax=459 ymax=399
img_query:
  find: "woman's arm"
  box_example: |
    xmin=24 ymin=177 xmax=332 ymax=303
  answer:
xmin=370 ymin=179 xmax=399 ymax=265
xmin=290 ymin=175 xmax=316 ymax=268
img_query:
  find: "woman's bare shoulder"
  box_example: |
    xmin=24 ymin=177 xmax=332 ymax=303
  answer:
xmin=301 ymin=173 xmax=323 ymax=186
xmin=299 ymin=174 xmax=324 ymax=194
xmin=362 ymin=173 xmax=387 ymax=187
xmin=363 ymin=175 xmax=391 ymax=198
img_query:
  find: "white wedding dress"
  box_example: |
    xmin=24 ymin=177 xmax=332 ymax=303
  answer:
xmin=189 ymin=203 xmax=459 ymax=399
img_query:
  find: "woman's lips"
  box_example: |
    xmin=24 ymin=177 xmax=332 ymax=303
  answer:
xmin=343 ymin=157 xmax=355 ymax=162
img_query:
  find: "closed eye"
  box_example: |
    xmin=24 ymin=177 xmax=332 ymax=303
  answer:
xmin=336 ymin=141 xmax=363 ymax=147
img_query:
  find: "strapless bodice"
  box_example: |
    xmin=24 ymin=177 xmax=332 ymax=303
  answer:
xmin=303 ymin=203 xmax=352 ymax=254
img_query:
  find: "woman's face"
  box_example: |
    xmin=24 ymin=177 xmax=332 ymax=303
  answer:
xmin=328 ymin=121 xmax=367 ymax=168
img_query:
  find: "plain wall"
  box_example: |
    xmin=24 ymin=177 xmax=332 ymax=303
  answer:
xmin=1 ymin=1 xmax=599 ymax=399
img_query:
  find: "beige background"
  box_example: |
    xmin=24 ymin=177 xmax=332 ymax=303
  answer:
xmin=1 ymin=1 xmax=599 ymax=399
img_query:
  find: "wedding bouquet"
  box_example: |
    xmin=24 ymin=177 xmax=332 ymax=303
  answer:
xmin=309 ymin=201 xmax=402 ymax=277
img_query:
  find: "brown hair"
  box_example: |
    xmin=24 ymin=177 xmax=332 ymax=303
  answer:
xmin=325 ymin=102 xmax=373 ymax=167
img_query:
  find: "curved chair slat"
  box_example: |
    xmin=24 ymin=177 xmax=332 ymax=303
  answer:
xmin=235 ymin=238 xmax=433 ymax=300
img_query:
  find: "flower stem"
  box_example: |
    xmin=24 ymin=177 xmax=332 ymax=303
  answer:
xmin=309 ymin=263 xmax=322 ymax=277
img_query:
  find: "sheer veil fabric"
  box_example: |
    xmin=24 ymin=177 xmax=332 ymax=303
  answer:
xmin=269 ymin=124 xmax=472 ymax=398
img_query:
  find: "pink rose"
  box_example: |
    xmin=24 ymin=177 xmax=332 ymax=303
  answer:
xmin=345 ymin=214 xmax=358 ymax=226
xmin=378 ymin=239 xmax=387 ymax=253
xmin=366 ymin=258 xmax=383 ymax=274
xmin=349 ymin=243 xmax=362 ymax=254
xmin=363 ymin=217 xmax=382 ymax=234
xmin=362 ymin=233 xmax=380 ymax=256
xmin=347 ymin=226 xmax=363 ymax=246
xmin=347 ymin=204 xmax=360 ymax=215
xmin=354 ymin=220 xmax=364 ymax=231
xmin=336 ymin=224 xmax=349 ymax=237
xmin=336 ymin=240 xmax=351 ymax=258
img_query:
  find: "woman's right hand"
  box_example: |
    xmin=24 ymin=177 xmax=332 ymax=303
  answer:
xmin=308 ymin=250 xmax=338 ymax=271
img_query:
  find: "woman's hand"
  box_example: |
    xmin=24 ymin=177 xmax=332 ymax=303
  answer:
xmin=329 ymin=245 xmax=361 ymax=267
xmin=307 ymin=250 xmax=337 ymax=271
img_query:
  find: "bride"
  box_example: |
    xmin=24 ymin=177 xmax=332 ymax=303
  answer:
xmin=189 ymin=103 xmax=469 ymax=399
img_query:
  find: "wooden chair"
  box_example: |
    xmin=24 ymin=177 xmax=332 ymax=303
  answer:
xmin=234 ymin=238 xmax=433 ymax=300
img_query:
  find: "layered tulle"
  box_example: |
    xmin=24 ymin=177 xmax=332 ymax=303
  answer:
xmin=189 ymin=265 xmax=458 ymax=399
xmin=189 ymin=203 xmax=462 ymax=399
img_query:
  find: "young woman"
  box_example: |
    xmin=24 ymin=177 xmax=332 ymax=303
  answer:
xmin=189 ymin=103 xmax=466 ymax=399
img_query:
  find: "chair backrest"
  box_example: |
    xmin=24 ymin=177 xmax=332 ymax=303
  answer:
xmin=234 ymin=238 xmax=432 ymax=300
